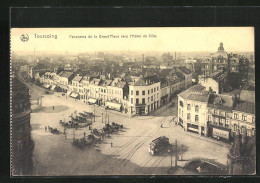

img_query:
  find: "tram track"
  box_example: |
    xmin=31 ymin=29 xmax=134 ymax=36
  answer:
xmin=87 ymin=108 xmax=172 ymax=173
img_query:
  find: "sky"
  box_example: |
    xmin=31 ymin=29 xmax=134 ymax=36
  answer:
xmin=11 ymin=27 xmax=254 ymax=53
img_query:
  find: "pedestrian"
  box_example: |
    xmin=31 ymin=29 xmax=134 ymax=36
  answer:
xmin=84 ymin=132 xmax=86 ymax=138
xmin=161 ymin=124 xmax=163 ymax=128
xmin=53 ymin=106 xmax=55 ymax=110
xmin=45 ymin=126 xmax=47 ymax=132
xmin=111 ymin=142 xmax=113 ymax=147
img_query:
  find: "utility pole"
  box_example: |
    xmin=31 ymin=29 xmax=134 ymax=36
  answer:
xmin=94 ymin=105 xmax=96 ymax=122
xmin=171 ymin=143 xmax=173 ymax=168
xmin=175 ymin=139 xmax=178 ymax=168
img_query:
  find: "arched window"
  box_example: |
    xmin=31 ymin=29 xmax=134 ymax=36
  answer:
xmin=187 ymin=113 xmax=191 ymax=120
xmin=187 ymin=104 xmax=191 ymax=110
xmin=195 ymin=105 xmax=199 ymax=112
xmin=195 ymin=115 xmax=199 ymax=122
xmin=179 ymin=101 xmax=183 ymax=107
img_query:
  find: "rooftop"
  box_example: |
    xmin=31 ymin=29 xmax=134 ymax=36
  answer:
xmin=60 ymin=72 xmax=73 ymax=78
xmin=72 ymin=75 xmax=83 ymax=82
xmin=178 ymin=84 xmax=209 ymax=102
xmin=234 ymin=100 xmax=255 ymax=114
xmin=208 ymin=94 xmax=234 ymax=111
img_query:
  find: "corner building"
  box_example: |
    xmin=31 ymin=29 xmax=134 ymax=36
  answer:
xmin=177 ymin=85 xmax=209 ymax=136
xmin=129 ymin=76 xmax=160 ymax=115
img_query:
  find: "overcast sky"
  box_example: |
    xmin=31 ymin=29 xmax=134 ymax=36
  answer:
xmin=11 ymin=27 xmax=254 ymax=53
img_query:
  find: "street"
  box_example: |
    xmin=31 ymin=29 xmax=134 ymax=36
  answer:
xmin=27 ymin=81 xmax=230 ymax=175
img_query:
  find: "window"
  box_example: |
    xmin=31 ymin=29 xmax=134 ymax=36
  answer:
xmin=208 ymin=115 xmax=211 ymax=122
xmin=187 ymin=113 xmax=191 ymax=120
xmin=234 ymin=113 xmax=238 ymax=119
xmin=242 ymin=115 xmax=247 ymax=121
xmin=157 ymin=86 xmax=159 ymax=91
xmin=187 ymin=104 xmax=191 ymax=110
xmin=151 ymin=96 xmax=153 ymax=101
xmin=195 ymin=105 xmax=199 ymax=112
xmin=148 ymin=90 xmax=150 ymax=94
xmin=157 ymin=93 xmax=159 ymax=98
xmin=136 ymin=91 xmax=139 ymax=96
xmin=195 ymin=115 xmax=199 ymax=122
xmin=219 ymin=118 xmax=224 ymax=127
xmin=154 ymin=87 xmax=156 ymax=92
xmin=131 ymin=98 xmax=133 ymax=104
xmin=148 ymin=97 xmax=150 ymax=103
xmin=151 ymin=88 xmax=153 ymax=93
xmin=234 ymin=124 xmax=237 ymax=131
xmin=131 ymin=90 xmax=133 ymax=95
xmin=142 ymin=98 xmax=145 ymax=104
xmin=241 ymin=126 xmax=245 ymax=133
xmin=225 ymin=119 xmax=229 ymax=128
xmin=136 ymin=99 xmax=139 ymax=104
xmin=180 ymin=101 xmax=183 ymax=107
xmin=142 ymin=90 xmax=145 ymax=95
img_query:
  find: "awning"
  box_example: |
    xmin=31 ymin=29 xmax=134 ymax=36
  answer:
xmin=88 ymin=98 xmax=97 ymax=104
xmin=105 ymin=101 xmax=122 ymax=111
xmin=70 ymin=92 xmax=79 ymax=98
xmin=50 ymin=85 xmax=56 ymax=91
xmin=188 ymin=127 xmax=199 ymax=132
xmin=213 ymin=128 xmax=229 ymax=140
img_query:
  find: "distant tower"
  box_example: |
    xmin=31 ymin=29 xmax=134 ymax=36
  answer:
xmin=218 ymin=42 xmax=225 ymax=51
xmin=11 ymin=75 xmax=34 ymax=175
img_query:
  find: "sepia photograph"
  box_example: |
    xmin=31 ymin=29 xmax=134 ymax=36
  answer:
xmin=10 ymin=27 xmax=255 ymax=176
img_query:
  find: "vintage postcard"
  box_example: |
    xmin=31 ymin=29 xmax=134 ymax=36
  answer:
xmin=10 ymin=27 xmax=255 ymax=176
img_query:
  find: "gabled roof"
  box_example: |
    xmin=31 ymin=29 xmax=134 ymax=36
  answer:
xmin=234 ymin=101 xmax=255 ymax=114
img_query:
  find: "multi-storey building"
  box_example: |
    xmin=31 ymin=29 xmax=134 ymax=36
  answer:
xmin=89 ymin=78 xmax=102 ymax=104
xmin=178 ymin=83 xmax=255 ymax=140
xmin=129 ymin=76 xmax=161 ymax=115
xmin=58 ymin=71 xmax=74 ymax=93
xmin=68 ymin=74 xmax=83 ymax=99
xmin=178 ymin=85 xmax=210 ymax=136
xmin=232 ymin=100 xmax=255 ymax=137
xmin=207 ymin=93 xmax=235 ymax=140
